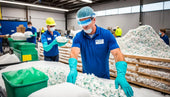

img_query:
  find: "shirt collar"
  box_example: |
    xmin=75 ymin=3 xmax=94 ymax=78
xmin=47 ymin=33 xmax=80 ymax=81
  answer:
xmin=47 ymin=30 xmax=54 ymax=37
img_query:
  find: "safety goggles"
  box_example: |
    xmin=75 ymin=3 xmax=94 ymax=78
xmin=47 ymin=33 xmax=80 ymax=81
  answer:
xmin=77 ymin=18 xmax=92 ymax=26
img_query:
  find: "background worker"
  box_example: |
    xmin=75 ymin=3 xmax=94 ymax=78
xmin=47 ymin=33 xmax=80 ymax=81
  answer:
xmin=0 ymin=23 xmax=10 ymax=55
xmin=159 ymin=29 xmax=169 ymax=46
xmin=25 ymin=21 xmax=37 ymax=44
xmin=115 ymin=26 xmax=122 ymax=37
xmin=41 ymin=17 xmax=67 ymax=61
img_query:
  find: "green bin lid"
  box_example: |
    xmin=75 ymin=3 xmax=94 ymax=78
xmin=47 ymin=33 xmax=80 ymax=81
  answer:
xmin=17 ymin=42 xmax=35 ymax=46
xmin=2 ymin=67 xmax=48 ymax=87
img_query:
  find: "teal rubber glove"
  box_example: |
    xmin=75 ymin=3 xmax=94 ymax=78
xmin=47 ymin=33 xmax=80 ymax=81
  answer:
xmin=30 ymin=35 xmax=34 ymax=37
xmin=115 ymin=61 xmax=134 ymax=97
xmin=30 ymin=32 xmax=37 ymax=37
xmin=67 ymin=58 xmax=78 ymax=84
xmin=34 ymin=32 xmax=37 ymax=37
xmin=43 ymin=40 xmax=57 ymax=52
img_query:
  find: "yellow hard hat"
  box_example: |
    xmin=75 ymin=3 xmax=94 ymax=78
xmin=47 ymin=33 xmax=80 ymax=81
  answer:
xmin=46 ymin=17 xmax=56 ymax=26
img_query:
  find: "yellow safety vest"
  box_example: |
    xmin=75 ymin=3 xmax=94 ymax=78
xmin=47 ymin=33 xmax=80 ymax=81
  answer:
xmin=115 ymin=28 xmax=122 ymax=36
xmin=41 ymin=30 xmax=45 ymax=33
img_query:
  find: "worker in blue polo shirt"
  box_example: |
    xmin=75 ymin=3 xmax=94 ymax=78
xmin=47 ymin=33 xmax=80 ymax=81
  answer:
xmin=41 ymin=17 xmax=67 ymax=61
xmin=159 ymin=29 xmax=169 ymax=46
xmin=67 ymin=6 xmax=133 ymax=97
xmin=25 ymin=21 xmax=37 ymax=44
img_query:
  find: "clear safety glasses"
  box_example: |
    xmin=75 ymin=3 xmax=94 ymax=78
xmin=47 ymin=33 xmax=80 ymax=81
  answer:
xmin=77 ymin=18 xmax=92 ymax=26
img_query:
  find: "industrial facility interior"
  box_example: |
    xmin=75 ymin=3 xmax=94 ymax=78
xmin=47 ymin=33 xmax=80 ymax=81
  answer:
xmin=0 ymin=0 xmax=170 ymax=97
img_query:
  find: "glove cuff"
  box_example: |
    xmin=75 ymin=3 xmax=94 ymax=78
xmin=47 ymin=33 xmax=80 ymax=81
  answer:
xmin=116 ymin=61 xmax=127 ymax=77
xmin=52 ymin=39 xmax=58 ymax=45
xmin=69 ymin=58 xmax=77 ymax=70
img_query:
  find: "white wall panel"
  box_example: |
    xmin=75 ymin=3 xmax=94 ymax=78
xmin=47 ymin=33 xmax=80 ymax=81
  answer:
xmin=2 ymin=7 xmax=26 ymax=19
xmin=29 ymin=10 xmax=65 ymax=31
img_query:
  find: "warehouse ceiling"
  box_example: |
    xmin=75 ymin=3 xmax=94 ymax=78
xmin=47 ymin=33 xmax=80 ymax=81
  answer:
xmin=3 ymin=0 xmax=119 ymax=12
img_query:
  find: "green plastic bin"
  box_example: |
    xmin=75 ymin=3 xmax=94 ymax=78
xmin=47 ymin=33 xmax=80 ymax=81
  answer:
xmin=13 ymin=48 xmax=38 ymax=62
xmin=2 ymin=67 xmax=48 ymax=97
xmin=13 ymin=42 xmax=28 ymax=49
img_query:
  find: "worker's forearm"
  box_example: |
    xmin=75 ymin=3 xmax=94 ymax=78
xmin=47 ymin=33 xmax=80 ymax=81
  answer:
xmin=0 ymin=35 xmax=5 ymax=38
xmin=70 ymin=47 xmax=80 ymax=60
xmin=70 ymin=53 xmax=77 ymax=59
xmin=111 ymin=48 xmax=125 ymax=62
xmin=114 ymin=52 xmax=125 ymax=62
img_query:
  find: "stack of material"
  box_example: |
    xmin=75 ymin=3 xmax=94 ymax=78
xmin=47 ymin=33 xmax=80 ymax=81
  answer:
xmin=69 ymin=30 xmax=81 ymax=38
xmin=37 ymin=42 xmax=44 ymax=60
xmin=109 ymin=54 xmax=170 ymax=93
xmin=117 ymin=25 xmax=170 ymax=58
xmin=16 ymin=25 xmax=26 ymax=33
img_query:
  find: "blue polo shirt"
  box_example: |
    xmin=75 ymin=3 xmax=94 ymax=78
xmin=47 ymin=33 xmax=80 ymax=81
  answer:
xmin=160 ymin=35 xmax=169 ymax=45
xmin=26 ymin=26 xmax=37 ymax=44
xmin=72 ymin=25 xmax=119 ymax=79
xmin=41 ymin=30 xmax=61 ymax=57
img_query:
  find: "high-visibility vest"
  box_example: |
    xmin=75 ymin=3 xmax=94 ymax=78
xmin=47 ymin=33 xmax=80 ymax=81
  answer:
xmin=115 ymin=28 xmax=122 ymax=36
xmin=41 ymin=30 xmax=45 ymax=33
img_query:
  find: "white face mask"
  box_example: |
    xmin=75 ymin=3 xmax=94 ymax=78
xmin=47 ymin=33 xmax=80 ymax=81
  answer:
xmin=50 ymin=27 xmax=55 ymax=32
xmin=84 ymin=28 xmax=92 ymax=34
xmin=28 ymin=26 xmax=32 ymax=29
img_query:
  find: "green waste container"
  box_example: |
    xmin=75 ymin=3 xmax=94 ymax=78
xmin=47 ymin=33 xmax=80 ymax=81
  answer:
xmin=13 ymin=48 xmax=38 ymax=62
xmin=2 ymin=67 xmax=48 ymax=97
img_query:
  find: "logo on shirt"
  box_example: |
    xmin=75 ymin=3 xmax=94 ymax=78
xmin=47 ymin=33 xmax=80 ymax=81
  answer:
xmin=47 ymin=37 xmax=51 ymax=40
xmin=95 ymin=39 xmax=104 ymax=45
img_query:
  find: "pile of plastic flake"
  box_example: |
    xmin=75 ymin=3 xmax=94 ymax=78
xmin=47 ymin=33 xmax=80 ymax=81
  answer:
xmin=56 ymin=36 xmax=68 ymax=43
xmin=76 ymin=73 xmax=125 ymax=97
xmin=24 ymin=31 xmax=33 ymax=38
xmin=116 ymin=25 xmax=170 ymax=58
xmin=136 ymin=76 xmax=170 ymax=91
xmin=11 ymin=32 xmax=26 ymax=40
xmin=138 ymin=67 xmax=170 ymax=80
xmin=34 ymin=66 xmax=126 ymax=97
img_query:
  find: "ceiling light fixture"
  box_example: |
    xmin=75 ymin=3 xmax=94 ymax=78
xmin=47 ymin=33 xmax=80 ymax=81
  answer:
xmin=0 ymin=0 xmax=69 ymax=12
xmin=81 ymin=0 xmax=92 ymax=3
